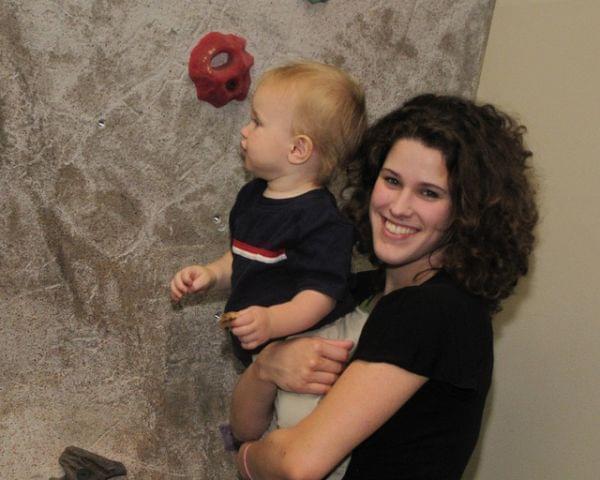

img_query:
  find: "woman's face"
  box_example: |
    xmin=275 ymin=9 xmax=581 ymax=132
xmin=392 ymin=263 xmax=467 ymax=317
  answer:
xmin=369 ymin=138 xmax=452 ymax=277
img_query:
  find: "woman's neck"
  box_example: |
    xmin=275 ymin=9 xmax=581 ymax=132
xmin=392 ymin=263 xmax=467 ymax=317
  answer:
xmin=383 ymin=256 xmax=442 ymax=295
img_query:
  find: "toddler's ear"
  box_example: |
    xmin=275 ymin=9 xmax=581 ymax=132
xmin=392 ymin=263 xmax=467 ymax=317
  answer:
xmin=288 ymin=134 xmax=314 ymax=165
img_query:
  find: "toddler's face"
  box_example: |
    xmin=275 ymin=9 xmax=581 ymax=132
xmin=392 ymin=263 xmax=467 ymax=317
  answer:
xmin=240 ymin=83 xmax=295 ymax=180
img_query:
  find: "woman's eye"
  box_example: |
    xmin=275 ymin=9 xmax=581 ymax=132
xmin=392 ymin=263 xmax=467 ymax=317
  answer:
xmin=421 ymin=189 xmax=440 ymax=199
xmin=383 ymin=176 xmax=400 ymax=186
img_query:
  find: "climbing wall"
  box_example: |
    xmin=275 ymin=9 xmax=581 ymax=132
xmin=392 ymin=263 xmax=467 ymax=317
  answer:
xmin=0 ymin=1 xmax=495 ymax=478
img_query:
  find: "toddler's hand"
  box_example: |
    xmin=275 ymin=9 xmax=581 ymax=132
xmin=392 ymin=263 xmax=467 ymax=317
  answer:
xmin=230 ymin=306 xmax=272 ymax=350
xmin=170 ymin=265 xmax=216 ymax=302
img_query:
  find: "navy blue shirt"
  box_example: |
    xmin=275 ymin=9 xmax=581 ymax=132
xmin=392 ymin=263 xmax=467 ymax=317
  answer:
xmin=225 ymin=179 xmax=354 ymax=365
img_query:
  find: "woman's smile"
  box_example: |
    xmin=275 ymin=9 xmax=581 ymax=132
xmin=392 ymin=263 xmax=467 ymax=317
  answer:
xmin=382 ymin=218 xmax=419 ymax=237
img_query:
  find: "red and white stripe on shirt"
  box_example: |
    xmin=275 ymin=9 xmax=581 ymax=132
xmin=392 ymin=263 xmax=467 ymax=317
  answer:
xmin=232 ymin=239 xmax=287 ymax=264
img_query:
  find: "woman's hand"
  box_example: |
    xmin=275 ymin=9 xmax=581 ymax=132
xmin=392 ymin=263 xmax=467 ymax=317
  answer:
xmin=229 ymin=336 xmax=354 ymax=443
xmin=236 ymin=442 xmax=254 ymax=480
xmin=255 ymin=337 xmax=354 ymax=395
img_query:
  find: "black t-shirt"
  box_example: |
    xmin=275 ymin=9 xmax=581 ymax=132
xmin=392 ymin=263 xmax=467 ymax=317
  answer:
xmin=226 ymin=179 xmax=354 ymax=364
xmin=343 ymin=270 xmax=493 ymax=480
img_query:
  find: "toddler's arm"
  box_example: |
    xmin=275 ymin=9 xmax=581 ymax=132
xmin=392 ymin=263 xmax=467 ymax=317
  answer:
xmin=170 ymin=251 xmax=233 ymax=302
xmin=229 ymin=290 xmax=335 ymax=350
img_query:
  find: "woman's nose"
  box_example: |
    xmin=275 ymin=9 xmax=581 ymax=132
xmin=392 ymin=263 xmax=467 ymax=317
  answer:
xmin=389 ymin=190 xmax=414 ymax=218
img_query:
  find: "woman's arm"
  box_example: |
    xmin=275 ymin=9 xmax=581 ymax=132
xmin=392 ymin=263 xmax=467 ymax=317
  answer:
xmin=238 ymin=359 xmax=428 ymax=480
xmin=230 ymin=337 xmax=354 ymax=441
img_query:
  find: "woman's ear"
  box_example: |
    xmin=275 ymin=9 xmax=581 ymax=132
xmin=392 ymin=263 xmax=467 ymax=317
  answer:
xmin=288 ymin=135 xmax=314 ymax=165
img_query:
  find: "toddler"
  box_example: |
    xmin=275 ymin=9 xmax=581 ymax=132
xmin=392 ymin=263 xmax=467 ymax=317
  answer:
xmin=170 ymin=61 xmax=367 ymax=366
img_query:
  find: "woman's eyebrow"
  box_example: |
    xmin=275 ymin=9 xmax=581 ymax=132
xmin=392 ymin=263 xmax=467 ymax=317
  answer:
xmin=381 ymin=167 xmax=399 ymax=177
xmin=419 ymin=181 xmax=448 ymax=193
xmin=381 ymin=168 xmax=448 ymax=193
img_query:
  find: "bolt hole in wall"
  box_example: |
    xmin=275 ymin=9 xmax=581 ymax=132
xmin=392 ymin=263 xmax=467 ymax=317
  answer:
xmin=225 ymin=79 xmax=238 ymax=91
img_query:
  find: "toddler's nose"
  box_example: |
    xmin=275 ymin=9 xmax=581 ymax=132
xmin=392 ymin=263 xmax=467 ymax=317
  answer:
xmin=240 ymin=122 xmax=250 ymax=138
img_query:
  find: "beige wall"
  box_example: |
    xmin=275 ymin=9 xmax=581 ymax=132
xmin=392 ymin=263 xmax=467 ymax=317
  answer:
xmin=470 ymin=0 xmax=600 ymax=478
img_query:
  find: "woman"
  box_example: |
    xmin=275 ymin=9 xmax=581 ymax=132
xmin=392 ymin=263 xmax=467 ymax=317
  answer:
xmin=230 ymin=94 xmax=538 ymax=479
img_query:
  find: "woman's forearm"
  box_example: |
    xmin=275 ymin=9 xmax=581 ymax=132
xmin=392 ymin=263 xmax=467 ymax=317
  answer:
xmin=230 ymin=361 xmax=278 ymax=442
xmin=236 ymin=360 xmax=429 ymax=480
xmin=238 ymin=430 xmax=303 ymax=480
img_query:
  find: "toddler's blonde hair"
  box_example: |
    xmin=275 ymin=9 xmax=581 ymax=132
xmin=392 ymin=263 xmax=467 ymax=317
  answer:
xmin=258 ymin=61 xmax=367 ymax=184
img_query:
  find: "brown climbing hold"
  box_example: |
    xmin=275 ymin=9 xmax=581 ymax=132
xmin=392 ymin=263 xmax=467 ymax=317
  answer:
xmin=51 ymin=446 xmax=127 ymax=480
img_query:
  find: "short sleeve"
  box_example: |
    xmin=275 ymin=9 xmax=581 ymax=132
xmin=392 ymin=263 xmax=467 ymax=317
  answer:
xmin=352 ymin=284 xmax=491 ymax=390
xmin=285 ymin=206 xmax=354 ymax=301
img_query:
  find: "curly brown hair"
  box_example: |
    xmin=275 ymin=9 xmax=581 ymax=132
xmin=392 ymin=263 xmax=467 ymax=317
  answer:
xmin=343 ymin=94 xmax=538 ymax=311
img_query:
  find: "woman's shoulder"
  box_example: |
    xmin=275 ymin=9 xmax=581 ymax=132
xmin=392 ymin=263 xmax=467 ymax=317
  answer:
xmin=387 ymin=271 xmax=489 ymax=316
xmin=360 ymin=270 xmax=492 ymax=352
xmin=351 ymin=269 xmax=492 ymax=328
xmin=354 ymin=270 xmax=493 ymax=389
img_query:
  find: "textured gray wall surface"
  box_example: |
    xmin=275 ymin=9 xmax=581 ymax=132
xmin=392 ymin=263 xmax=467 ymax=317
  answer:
xmin=0 ymin=1 xmax=494 ymax=478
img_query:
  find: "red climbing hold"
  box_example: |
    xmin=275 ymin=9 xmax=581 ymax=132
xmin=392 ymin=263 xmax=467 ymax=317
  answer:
xmin=188 ymin=32 xmax=254 ymax=108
